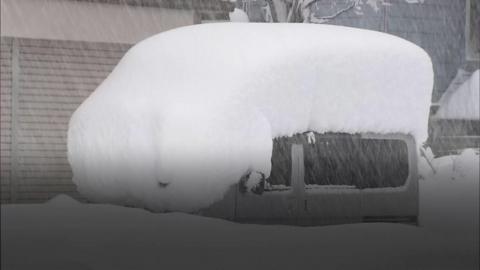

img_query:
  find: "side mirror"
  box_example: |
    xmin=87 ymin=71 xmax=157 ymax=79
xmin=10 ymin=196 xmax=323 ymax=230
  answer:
xmin=239 ymin=171 xmax=266 ymax=195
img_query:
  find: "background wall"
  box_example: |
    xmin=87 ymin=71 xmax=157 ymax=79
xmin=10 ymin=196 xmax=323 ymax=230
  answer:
xmin=0 ymin=0 xmax=196 ymax=44
xmin=0 ymin=38 xmax=131 ymax=203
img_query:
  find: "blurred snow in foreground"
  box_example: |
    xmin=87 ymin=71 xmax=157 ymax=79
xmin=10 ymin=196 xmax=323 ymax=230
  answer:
xmin=2 ymin=150 xmax=478 ymax=270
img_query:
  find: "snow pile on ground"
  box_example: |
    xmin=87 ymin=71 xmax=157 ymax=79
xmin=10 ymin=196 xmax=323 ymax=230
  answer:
xmin=2 ymin=151 xmax=478 ymax=270
xmin=419 ymin=149 xmax=479 ymax=241
xmin=68 ymin=23 xmax=433 ymax=212
xmin=435 ymin=70 xmax=479 ymax=119
xmin=229 ymin=8 xmax=249 ymax=22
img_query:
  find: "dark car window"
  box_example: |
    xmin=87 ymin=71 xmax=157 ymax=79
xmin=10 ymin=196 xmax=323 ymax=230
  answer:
xmin=265 ymin=138 xmax=292 ymax=189
xmin=303 ymin=134 xmax=409 ymax=189
xmin=266 ymin=132 xmax=410 ymax=190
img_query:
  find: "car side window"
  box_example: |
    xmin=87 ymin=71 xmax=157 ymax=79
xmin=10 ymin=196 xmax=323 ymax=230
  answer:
xmin=303 ymin=133 xmax=409 ymax=189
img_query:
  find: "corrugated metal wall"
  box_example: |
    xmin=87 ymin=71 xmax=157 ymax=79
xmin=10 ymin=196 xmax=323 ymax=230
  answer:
xmin=1 ymin=38 xmax=13 ymax=203
xmin=0 ymin=37 xmax=130 ymax=203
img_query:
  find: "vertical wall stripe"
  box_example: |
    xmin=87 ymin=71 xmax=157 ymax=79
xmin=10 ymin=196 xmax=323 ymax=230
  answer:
xmin=10 ymin=38 xmax=19 ymax=203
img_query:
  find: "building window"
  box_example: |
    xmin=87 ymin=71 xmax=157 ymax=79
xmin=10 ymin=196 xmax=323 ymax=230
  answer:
xmin=466 ymin=0 xmax=480 ymax=61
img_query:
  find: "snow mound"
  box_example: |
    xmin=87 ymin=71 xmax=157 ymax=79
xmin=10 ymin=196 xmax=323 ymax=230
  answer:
xmin=229 ymin=8 xmax=249 ymax=22
xmin=45 ymin=194 xmax=80 ymax=207
xmin=435 ymin=70 xmax=480 ymax=119
xmin=68 ymin=23 xmax=433 ymax=212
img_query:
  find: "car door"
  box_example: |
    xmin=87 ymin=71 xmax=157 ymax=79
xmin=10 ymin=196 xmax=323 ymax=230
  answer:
xmin=358 ymin=133 xmax=418 ymax=224
xmin=299 ymin=133 xmax=418 ymax=225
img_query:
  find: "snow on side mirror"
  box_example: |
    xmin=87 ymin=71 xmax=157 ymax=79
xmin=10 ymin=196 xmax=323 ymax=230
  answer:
xmin=239 ymin=171 xmax=266 ymax=195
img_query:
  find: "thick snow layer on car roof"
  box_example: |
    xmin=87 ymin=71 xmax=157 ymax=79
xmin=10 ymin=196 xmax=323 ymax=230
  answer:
xmin=68 ymin=23 xmax=433 ymax=212
xmin=435 ymin=70 xmax=479 ymax=120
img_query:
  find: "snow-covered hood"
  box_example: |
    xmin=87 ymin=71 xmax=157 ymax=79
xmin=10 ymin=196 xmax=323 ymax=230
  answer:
xmin=68 ymin=23 xmax=433 ymax=212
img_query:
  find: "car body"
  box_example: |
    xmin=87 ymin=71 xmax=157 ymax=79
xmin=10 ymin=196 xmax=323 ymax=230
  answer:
xmin=200 ymin=132 xmax=418 ymax=226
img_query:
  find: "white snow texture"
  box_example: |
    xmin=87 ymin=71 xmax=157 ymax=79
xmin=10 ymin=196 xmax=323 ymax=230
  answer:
xmin=68 ymin=24 xmax=433 ymax=212
xmin=229 ymin=8 xmax=249 ymax=22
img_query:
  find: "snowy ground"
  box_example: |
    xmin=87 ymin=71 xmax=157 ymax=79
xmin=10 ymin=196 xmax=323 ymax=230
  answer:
xmin=1 ymin=150 xmax=478 ymax=270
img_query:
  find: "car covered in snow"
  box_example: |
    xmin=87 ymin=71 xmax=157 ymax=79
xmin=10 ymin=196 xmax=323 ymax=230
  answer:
xmin=68 ymin=23 xmax=433 ymax=226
